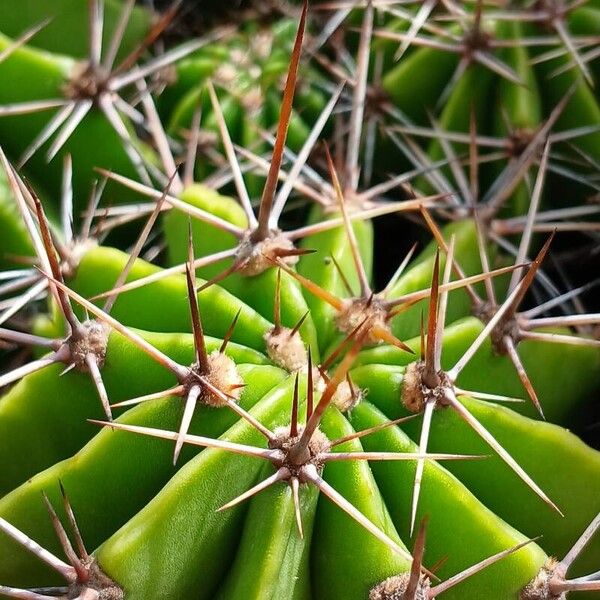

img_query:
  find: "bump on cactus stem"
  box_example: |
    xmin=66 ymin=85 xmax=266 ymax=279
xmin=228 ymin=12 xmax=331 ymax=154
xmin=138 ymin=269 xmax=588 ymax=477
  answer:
xmin=420 ymin=147 xmax=600 ymax=417
xmin=264 ymin=269 xmax=309 ymax=371
xmin=1 ymin=0 xmax=226 ymax=179
xmin=0 ymin=485 xmax=122 ymax=600
xmin=0 ymin=166 xmax=113 ymax=419
xmin=370 ymin=516 xmax=541 ymax=599
xmin=0 ymin=148 xmax=108 ymax=323
xmin=274 ymin=191 xmax=523 ymax=357
xmin=522 ymin=512 xmax=600 ymax=598
xmin=93 ymin=325 xmax=481 ymax=563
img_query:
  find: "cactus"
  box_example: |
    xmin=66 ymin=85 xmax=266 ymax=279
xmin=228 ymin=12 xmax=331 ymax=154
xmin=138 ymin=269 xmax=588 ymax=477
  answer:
xmin=0 ymin=1 xmax=600 ymax=599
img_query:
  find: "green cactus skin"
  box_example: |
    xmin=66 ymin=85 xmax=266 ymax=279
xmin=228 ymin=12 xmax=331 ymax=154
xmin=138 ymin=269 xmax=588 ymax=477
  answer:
xmin=0 ymin=0 xmax=152 ymax=60
xmin=214 ymin=462 xmax=318 ymax=600
xmin=0 ymin=328 xmax=275 ymax=495
xmin=298 ymin=205 xmax=374 ymax=354
xmin=162 ymin=186 xmax=321 ymax=359
xmin=351 ymin=364 xmax=600 ymax=578
xmin=349 ymin=401 xmax=547 ymax=600
xmin=0 ymin=363 xmax=286 ymax=587
xmin=69 ymin=246 xmax=274 ymax=351
xmin=95 ymin=376 xmax=302 ymax=600
xmin=354 ymin=317 xmax=600 ymax=423
xmin=1 ymin=3 xmax=600 ymax=599
xmin=0 ymin=34 xmax=146 ymax=208
xmin=311 ymin=407 xmax=412 ymax=600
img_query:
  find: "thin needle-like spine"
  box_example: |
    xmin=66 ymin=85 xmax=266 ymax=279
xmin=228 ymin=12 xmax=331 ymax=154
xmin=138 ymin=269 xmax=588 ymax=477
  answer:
xmin=382 ymin=243 xmax=417 ymax=297
xmin=137 ymin=80 xmax=183 ymax=194
xmin=553 ymin=17 xmax=594 ymax=86
xmin=430 ymin=538 xmax=536 ymax=596
xmin=274 ymin=258 xmax=344 ymax=310
xmin=271 ymin=83 xmax=345 ymax=225
xmin=0 ymin=99 xmax=66 ymax=117
xmin=110 ymin=385 xmax=186 ymax=409
xmin=217 ymin=468 xmax=290 ymax=512
xmin=110 ymin=33 xmax=226 ymax=91
xmin=97 ymin=96 xmax=152 ymax=186
xmin=46 ymin=100 xmax=93 ymax=162
xmin=519 ymin=331 xmax=600 ymax=348
xmin=307 ymin=349 xmax=314 ymax=420
xmin=423 ymin=251 xmax=440 ymax=387
xmin=0 ymin=148 xmax=52 ymax=275
xmin=85 ymin=353 xmax=112 ymax=421
xmin=173 ymin=385 xmax=202 ymax=465
xmin=220 ymin=308 xmax=242 ymax=354
xmin=32 ymin=190 xmax=79 ymax=331
xmin=61 ymin=155 xmax=74 ymax=244
xmin=0 ymin=352 xmax=64 ymax=389
xmin=291 ymin=476 xmax=303 ymax=538
xmin=330 ymin=253 xmax=355 ymax=297
xmin=185 ymin=228 xmax=209 ymax=372
xmin=405 ymin=517 xmax=428 ymax=600
xmin=0 ymin=278 xmax=49 ymax=327
xmin=18 ymin=102 xmax=75 ymax=167
xmin=220 ymin=395 xmax=275 ymax=443
xmin=206 ymin=81 xmax=255 ymax=226
xmin=410 ymin=399 xmax=435 ymax=536
xmin=274 ymin=268 xmax=282 ymax=333
xmin=102 ymin=0 xmax=135 ymax=70
xmin=58 ymin=481 xmax=88 ymax=561
xmin=254 ymin=0 xmax=308 ymax=241
xmin=88 ymin=0 xmax=104 ymax=68
xmin=0 ymin=586 xmax=54 ymax=599
xmin=435 ymin=237 xmax=455 ymax=372
xmin=290 ymin=373 xmax=300 ymax=438
xmin=81 ymin=177 xmax=106 ymax=241
xmin=184 ymin=103 xmax=202 ymax=188
xmin=0 ymin=517 xmax=76 ymax=581
xmin=42 ymin=493 xmax=86 ymax=580
xmin=0 ymin=328 xmax=59 ymax=348
xmin=112 ymin=0 xmax=184 ymax=73
xmin=320 ymin=452 xmax=483 ymax=464
xmin=89 ymin=420 xmax=277 ymax=460
xmin=394 ymin=0 xmax=436 ymax=61
xmin=0 ymin=18 xmax=52 ymax=63
xmin=385 ymin=263 xmax=522 ymax=312
xmin=508 ymin=141 xmax=550 ymax=293
xmin=444 ymin=388 xmax=561 ymax=514
xmin=103 ymin=174 xmax=174 ymax=313
xmin=303 ymin=464 xmax=413 ymax=563
xmin=561 ymin=511 xmax=600 ymax=571
xmin=454 ymin=388 xmax=524 ymax=404
xmin=345 ymin=0 xmax=373 ymax=191
xmin=320 ymin=318 xmax=369 ymax=373
xmin=329 ymin=415 xmax=417 ymax=448
xmin=326 ymin=147 xmax=370 ymax=297
xmin=503 ymin=336 xmax=544 ymax=419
